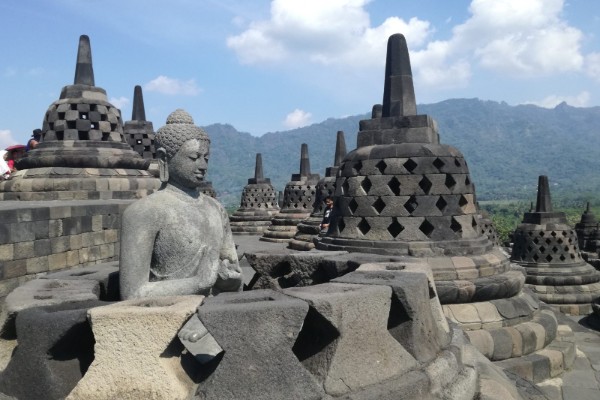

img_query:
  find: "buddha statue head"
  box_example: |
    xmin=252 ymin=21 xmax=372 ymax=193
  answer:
xmin=155 ymin=109 xmax=210 ymax=188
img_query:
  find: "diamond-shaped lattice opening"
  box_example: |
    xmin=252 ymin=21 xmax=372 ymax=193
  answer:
xmin=418 ymin=176 xmax=433 ymax=194
xmin=342 ymin=179 xmax=350 ymax=195
xmin=458 ymin=195 xmax=468 ymax=209
xmin=338 ymin=218 xmax=346 ymax=233
xmin=353 ymin=161 xmax=363 ymax=175
xmin=562 ymin=231 xmax=568 ymax=236
xmin=528 ymin=231 xmax=534 ymax=236
xmin=551 ymin=231 xmax=557 ymax=237
xmin=465 ymin=176 xmax=471 ymax=185
xmin=527 ymin=245 xmax=533 ymax=252
xmin=539 ymin=231 xmax=545 ymax=237
xmin=435 ymin=196 xmax=447 ymax=211
xmin=357 ymin=218 xmax=371 ymax=235
xmin=532 ymin=254 xmax=539 ymax=261
xmin=454 ymin=159 xmax=461 ymax=167
xmin=539 ymin=246 xmax=546 ymax=253
xmin=404 ymin=196 xmax=418 ymax=214
xmin=552 ymin=246 xmax=559 ymax=253
xmin=545 ymin=254 xmax=553 ymax=262
xmin=545 ymin=238 xmax=552 ymax=244
xmin=533 ymin=237 xmax=540 ymax=244
xmin=387 ymin=177 xmax=401 ymax=195
xmin=472 ymin=216 xmax=478 ymax=228
xmin=568 ymin=238 xmax=572 ymax=243
xmin=372 ymin=197 xmax=386 ymax=214
xmin=360 ymin=177 xmax=372 ymax=194
xmin=445 ymin=174 xmax=457 ymax=189
xmin=387 ymin=218 xmax=404 ymax=238
xmin=570 ymin=254 xmax=576 ymax=259
xmin=348 ymin=199 xmax=359 ymax=215
xmin=559 ymin=254 xmax=566 ymax=261
xmin=419 ymin=219 xmax=435 ymax=237
xmin=375 ymin=160 xmax=387 ymax=174
xmin=433 ymin=158 xmax=445 ymax=171
xmin=564 ymin=246 xmax=569 ymax=251
xmin=557 ymin=238 xmax=563 ymax=244
xmin=404 ymin=159 xmax=418 ymax=172
xmin=450 ymin=217 xmax=462 ymax=233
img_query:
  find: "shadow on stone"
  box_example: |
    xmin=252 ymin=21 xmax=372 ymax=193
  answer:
xmin=47 ymin=322 xmax=95 ymax=377
xmin=292 ymin=306 xmax=340 ymax=371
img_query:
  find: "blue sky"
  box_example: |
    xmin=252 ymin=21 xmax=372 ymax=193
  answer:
xmin=1 ymin=0 xmax=599 ymax=148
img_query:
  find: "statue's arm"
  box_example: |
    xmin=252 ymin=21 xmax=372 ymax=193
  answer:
xmin=214 ymin=206 xmax=242 ymax=292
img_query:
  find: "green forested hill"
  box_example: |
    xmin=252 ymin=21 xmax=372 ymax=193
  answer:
xmin=204 ymin=99 xmax=600 ymax=207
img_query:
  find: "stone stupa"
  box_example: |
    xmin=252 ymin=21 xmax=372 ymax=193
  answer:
xmin=511 ymin=176 xmax=600 ymax=315
xmin=123 ymin=85 xmax=156 ymax=161
xmin=260 ymin=144 xmax=320 ymax=243
xmin=575 ymin=202 xmax=600 ymax=257
xmin=0 ymin=35 xmax=159 ymax=200
xmin=289 ymin=131 xmax=347 ymax=250
xmin=230 ymin=153 xmax=280 ymax=235
xmin=316 ymin=34 xmax=574 ymax=380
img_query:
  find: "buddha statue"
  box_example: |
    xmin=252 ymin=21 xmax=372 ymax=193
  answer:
xmin=119 ymin=109 xmax=242 ymax=299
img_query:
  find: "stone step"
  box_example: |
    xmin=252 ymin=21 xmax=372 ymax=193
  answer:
xmin=495 ymin=323 xmax=576 ymax=383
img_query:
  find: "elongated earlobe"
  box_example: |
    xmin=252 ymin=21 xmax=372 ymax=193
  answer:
xmin=157 ymin=148 xmax=169 ymax=183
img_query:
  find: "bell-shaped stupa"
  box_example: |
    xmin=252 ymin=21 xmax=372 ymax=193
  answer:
xmin=230 ymin=153 xmax=280 ymax=234
xmin=260 ymin=144 xmax=320 ymax=243
xmin=511 ymin=176 xmax=600 ymax=315
xmin=0 ymin=35 xmax=159 ymax=200
xmin=575 ymin=202 xmax=600 ymax=255
xmin=316 ymin=35 xmax=575 ymax=379
xmin=123 ymin=85 xmax=156 ymax=160
xmin=289 ymin=131 xmax=347 ymax=250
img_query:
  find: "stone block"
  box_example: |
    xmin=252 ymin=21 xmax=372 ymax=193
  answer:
xmin=0 ymin=301 xmax=104 ymax=400
xmin=68 ymin=296 xmax=203 ymax=400
xmin=334 ymin=269 xmax=449 ymax=362
xmin=284 ymin=283 xmax=417 ymax=396
xmin=195 ymin=290 xmax=323 ymax=400
xmin=26 ymin=256 xmax=49 ymax=274
xmin=0 ymin=244 xmax=14 ymax=261
xmin=48 ymin=252 xmax=68 ymax=271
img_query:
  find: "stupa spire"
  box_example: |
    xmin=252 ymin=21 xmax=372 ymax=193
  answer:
xmin=382 ymin=34 xmax=416 ymax=118
xmin=131 ymin=85 xmax=147 ymax=121
xmin=535 ymin=175 xmax=553 ymax=212
xmin=74 ymin=35 xmax=95 ymax=86
xmin=254 ymin=153 xmax=264 ymax=180
xmin=334 ymin=131 xmax=347 ymax=167
xmin=299 ymin=143 xmax=311 ymax=177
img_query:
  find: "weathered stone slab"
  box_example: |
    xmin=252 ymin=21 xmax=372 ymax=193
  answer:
xmin=68 ymin=296 xmax=202 ymax=400
xmin=195 ymin=289 xmax=323 ymax=400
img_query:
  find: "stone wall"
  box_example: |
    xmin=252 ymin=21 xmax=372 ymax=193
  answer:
xmin=0 ymin=200 xmax=132 ymax=301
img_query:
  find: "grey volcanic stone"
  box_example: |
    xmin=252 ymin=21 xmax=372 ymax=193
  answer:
xmin=42 ymin=262 xmax=120 ymax=301
xmin=0 ymin=300 xmax=105 ymax=400
xmin=334 ymin=269 xmax=450 ymax=362
xmin=195 ymin=289 xmax=324 ymax=400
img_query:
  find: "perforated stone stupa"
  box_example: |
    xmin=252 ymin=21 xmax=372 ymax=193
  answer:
xmin=289 ymin=131 xmax=347 ymax=250
xmin=316 ymin=34 xmax=574 ymax=380
xmin=123 ymin=85 xmax=156 ymax=160
xmin=260 ymin=144 xmax=320 ymax=243
xmin=575 ymin=202 xmax=600 ymax=257
xmin=0 ymin=35 xmax=159 ymax=200
xmin=230 ymin=153 xmax=280 ymax=234
xmin=511 ymin=176 xmax=600 ymax=315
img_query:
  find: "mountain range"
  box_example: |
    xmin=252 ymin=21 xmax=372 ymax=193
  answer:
xmin=203 ymin=98 xmax=600 ymax=208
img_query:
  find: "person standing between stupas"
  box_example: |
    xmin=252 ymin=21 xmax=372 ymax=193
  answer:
xmin=26 ymin=129 xmax=42 ymax=152
xmin=319 ymin=196 xmax=334 ymax=234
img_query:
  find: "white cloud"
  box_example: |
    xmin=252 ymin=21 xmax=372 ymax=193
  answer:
xmin=0 ymin=130 xmax=19 ymax=149
xmin=2 ymin=67 xmax=17 ymax=78
xmin=283 ymin=109 xmax=312 ymax=129
xmin=586 ymin=52 xmax=600 ymax=82
xmin=524 ymin=91 xmax=591 ymax=108
xmin=227 ymin=0 xmax=432 ymax=67
xmin=110 ymin=96 xmax=130 ymax=110
xmin=144 ymin=75 xmax=201 ymax=96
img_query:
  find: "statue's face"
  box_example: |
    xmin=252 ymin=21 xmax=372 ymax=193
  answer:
xmin=168 ymin=139 xmax=209 ymax=188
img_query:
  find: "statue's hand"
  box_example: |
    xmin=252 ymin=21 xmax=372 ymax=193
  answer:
xmin=214 ymin=259 xmax=243 ymax=292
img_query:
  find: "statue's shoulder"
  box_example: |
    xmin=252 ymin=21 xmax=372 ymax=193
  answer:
xmin=123 ymin=190 xmax=176 ymax=219
xmin=201 ymin=194 xmax=226 ymax=212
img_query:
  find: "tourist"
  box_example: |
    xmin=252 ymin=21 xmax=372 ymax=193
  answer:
xmin=0 ymin=150 xmax=10 ymax=180
xmin=26 ymin=129 xmax=42 ymax=151
xmin=4 ymin=145 xmax=25 ymax=172
xmin=319 ymin=196 xmax=334 ymax=234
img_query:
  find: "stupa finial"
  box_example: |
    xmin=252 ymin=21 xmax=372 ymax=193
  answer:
xmin=74 ymin=35 xmax=95 ymax=86
xmin=535 ymin=175 xmax=553 ymax=212
xmin=334 ymin=131 xmax=347 ymax=167
xmin=254 ymin=153 xmax=264 ymax=180
xmin=299 ymin=143 xmax=311 ymax=177
xmin=131 ymin=85 xmax=146 ymax=121
xmin=382 ymin=33 xmax=416 ymax=118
